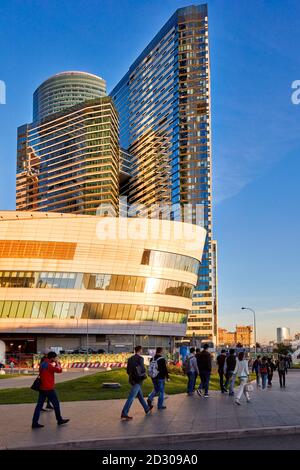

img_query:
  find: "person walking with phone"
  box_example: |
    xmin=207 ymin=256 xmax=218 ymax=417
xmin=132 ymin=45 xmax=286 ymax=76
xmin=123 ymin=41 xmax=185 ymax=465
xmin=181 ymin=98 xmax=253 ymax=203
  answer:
xmin=147 ymin=347 xmax=169 ymax=410
xmin=121 ymin=345 xmax=153 ymax=420
xmin=32 ymin=351 xmax=69 ymax=428
xmin=234 ymin=351 xmax=251 ymax=405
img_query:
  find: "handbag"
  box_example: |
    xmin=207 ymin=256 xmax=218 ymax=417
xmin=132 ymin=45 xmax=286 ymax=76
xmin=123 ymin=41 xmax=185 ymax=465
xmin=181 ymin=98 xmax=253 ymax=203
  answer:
xmin=244 ymin=383 xmax=253 ymax=392
xmin=31 ymin=376 xmax=41 ymax=391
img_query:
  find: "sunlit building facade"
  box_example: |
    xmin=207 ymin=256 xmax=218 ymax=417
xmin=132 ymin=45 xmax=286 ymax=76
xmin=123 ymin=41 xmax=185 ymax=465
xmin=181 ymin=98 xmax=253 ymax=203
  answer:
xmin=16 ymin=97 xmax=119 ymax=215
xmin=0 ymin=212 xmax=206 ymax=353
xmin=111 ymin=4 xmax=217 ymax=343
xmin=33 ymin=71 xmax=106 ymax=122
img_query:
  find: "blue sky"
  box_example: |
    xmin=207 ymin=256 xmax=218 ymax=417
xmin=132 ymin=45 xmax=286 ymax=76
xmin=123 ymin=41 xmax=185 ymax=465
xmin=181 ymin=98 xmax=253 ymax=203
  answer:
xmin=0 ymin=0 xmax=299 ymax=341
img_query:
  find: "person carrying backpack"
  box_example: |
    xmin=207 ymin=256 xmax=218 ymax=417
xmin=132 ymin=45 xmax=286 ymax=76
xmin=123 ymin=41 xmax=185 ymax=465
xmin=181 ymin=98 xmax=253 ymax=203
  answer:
xmin=183 ymin=347 xmax=199 ymax=396
xmin=276 ymin=355 xmax=287 ymax=388
xmin=121 ymin=345 xmax=153 ymax=420
xmin=147 ymin=347 xmax=169 ymax=410
xmin=259 ymin=356 xmax=269 ymax=390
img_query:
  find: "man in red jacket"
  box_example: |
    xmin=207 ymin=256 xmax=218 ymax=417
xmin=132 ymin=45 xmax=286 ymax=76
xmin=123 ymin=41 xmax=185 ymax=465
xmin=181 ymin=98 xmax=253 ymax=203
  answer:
xmin=32 ymin=351 xmax=69 ymax=429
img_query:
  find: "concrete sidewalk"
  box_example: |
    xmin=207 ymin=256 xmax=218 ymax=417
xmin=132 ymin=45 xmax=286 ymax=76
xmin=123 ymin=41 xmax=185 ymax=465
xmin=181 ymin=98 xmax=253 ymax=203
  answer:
xmin=0 ymin=370 xmax=299 ymax=450
xmin=0 ymin=369 xmax=103 ymax=389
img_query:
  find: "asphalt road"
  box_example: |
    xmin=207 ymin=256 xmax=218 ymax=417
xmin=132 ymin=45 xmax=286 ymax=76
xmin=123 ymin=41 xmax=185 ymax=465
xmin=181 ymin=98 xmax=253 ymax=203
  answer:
xmin=125 ymin=434 xmax=300 ymax=450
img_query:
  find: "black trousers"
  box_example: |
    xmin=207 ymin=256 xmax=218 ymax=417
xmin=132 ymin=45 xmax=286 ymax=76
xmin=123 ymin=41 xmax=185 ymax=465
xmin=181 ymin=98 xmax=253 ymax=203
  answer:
xmin=278 ymin=371 xmax=286 ymax=387
xmin=218 ymin=371 xmax=226 ymax=391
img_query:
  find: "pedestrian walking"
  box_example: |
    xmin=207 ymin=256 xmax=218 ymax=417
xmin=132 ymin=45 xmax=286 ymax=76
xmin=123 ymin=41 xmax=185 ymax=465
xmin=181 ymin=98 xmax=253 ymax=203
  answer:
xmin=259 ymin=356 xmax=269 ymax=390
xmin=252 ymin=355 xmax=261 ymax=387
xmin=183 ymin=347 xmax=199 ymax=396
xmin=216 ymin=349 xmax=228 ymax=393
xmin=194 ymin=348 xmax=200 ymax=387
xmin=267 ymin=357 xmax=275 ymax=387
xmin=121 ymin=346 xmax=153 ymax=420
xmin=196 ymin=344 xmax=212 ymax=398
xmin=224 ymin=348 xmax=237 ymax=396
xmin=284 ymin=355 xmax=289 ymax=374
xmin=276 ymin=355 xmax=287 ymax=388
xmin=234 ymin=351 xmax=251 ymax=405
xmin=147 ymin=347 xmax=169 ymax=410
xmin=40 ymin=354 xmax=54 ymax=412
xmin=32 ymin=351 xmax=69 ymax=429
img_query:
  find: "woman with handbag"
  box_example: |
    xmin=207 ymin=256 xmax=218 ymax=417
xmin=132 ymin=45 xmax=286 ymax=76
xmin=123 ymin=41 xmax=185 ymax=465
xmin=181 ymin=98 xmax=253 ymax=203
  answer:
xmin=233 ymin=351 xmax=252 ymax=405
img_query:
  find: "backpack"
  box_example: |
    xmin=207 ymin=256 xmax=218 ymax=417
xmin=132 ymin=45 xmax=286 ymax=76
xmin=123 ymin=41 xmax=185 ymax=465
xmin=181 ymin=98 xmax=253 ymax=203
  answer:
xmin=134 ymin=364 xmax=147 ymax=382
xmin=278 ymin=359 xmax=285 ymax=372
xmin=148 ymin=357 xmax=163 ymax=379
xmin=182 ymin=355 xmax=192 ymax=375
xmin=260 ymin=364 xmax=268 ymax=374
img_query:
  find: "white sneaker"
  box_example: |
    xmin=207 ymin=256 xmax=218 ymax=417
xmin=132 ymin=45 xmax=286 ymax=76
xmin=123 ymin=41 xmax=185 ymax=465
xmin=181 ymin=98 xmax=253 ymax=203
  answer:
xmin=235 ymin=400 xmax=241 ymax=405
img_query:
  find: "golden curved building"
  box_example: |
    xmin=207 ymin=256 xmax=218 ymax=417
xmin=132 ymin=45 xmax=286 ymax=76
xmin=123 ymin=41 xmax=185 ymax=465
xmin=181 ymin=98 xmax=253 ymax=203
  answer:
xmin=0 ymin=212 xmax=206 ymax=353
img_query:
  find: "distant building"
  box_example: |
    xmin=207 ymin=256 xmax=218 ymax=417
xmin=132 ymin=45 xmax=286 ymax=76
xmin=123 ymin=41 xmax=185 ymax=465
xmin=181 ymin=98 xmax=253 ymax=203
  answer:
xmin=218 ymin=325 xmax=253 ymax=347
xmin=277 ymin=327 xmax=290 ymax=344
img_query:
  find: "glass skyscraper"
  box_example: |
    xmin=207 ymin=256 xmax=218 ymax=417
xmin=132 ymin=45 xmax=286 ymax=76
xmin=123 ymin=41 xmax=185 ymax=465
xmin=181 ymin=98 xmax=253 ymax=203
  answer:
xmin=16 ymin=96 xmax=119 ymax=215
xmin=111 ymin=4 xmax=217 ymax=343
xmin=33 ymin=71 xmax=106 ymax=121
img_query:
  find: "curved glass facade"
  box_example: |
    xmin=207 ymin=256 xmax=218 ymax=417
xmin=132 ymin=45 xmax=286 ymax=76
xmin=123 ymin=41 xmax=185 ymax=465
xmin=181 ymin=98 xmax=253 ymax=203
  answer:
xmin=0 ymin=301 xmax=188 ymax=323
xmin=141 ymin=249 xmax=199 ymax=274
xmin=16 ymin=97 xmax=119 ymax=215
xmin=0 ymin=271 xmax=194 ymax=298
xmin=33 ymin=72 xmax=106 ymax=121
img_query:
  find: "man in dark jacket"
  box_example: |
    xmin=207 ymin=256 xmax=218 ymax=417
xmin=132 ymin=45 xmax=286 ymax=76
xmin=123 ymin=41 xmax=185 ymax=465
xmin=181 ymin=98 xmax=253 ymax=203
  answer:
xmin=252 ymin=355 xmax=261 ymax=387
xmin=121 ymin=345 xmax=153 ymax=420
xmin=147 ymin=347 xmax=169 ymax=410
xmin=32 ymin=352 xmax=69 ymax=428
xmin=196 ymin=344 xmax=212 ymax=398
xmin=224 ymin=348 xmax=236 ymax=396
xmin=217 ymin=349 xmax=227 ymax=393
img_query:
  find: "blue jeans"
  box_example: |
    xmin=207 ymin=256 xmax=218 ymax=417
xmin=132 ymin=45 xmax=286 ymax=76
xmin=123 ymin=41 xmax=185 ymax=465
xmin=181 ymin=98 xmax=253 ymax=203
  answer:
xmin=225 ymin=371 xmax=236 ymax=395
xmin=187 ymin=371 xmax=196 ymax=394
xmin=148 ymin=378 xmax=165 ymax=409
xmin=261 ymin=373 xmax=268 ymax=389
xmin=32 ymin=389 xmax=62 ymax=425
xmin=198 ymin=371 xmax=210 ymax=395
xmin=122 ymin=383 xmax=150 ymax=416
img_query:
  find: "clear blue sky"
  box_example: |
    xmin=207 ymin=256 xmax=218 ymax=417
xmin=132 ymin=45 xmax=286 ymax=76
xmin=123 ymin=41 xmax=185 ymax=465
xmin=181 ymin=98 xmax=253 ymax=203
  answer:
xmin=0 ymin=0 xmax=299 ymax=342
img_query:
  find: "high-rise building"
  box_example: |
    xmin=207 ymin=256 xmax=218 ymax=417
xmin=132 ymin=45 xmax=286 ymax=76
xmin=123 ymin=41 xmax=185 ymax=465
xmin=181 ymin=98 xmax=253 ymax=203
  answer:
xmin=277 ymin=327 xmax=290 ymax=344
xmin=33 ymin=71 xmax=106 ymax=121
xmin=16 ymin=96 xmax=119 ymax=215
xmin=110 ymin=4 xmax=217 ymax=343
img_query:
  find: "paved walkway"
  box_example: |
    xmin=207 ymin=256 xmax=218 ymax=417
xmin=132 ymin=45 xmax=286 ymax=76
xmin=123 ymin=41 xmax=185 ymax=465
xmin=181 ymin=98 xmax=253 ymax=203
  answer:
xmin=0 ymin=370 xmax=299 ymax=449
xmin=0 ymin=369 xmax=102 ymax=389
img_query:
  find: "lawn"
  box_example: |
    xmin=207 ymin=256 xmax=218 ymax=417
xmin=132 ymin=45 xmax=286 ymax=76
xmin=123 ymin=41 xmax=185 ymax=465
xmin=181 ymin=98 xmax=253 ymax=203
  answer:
xmin=0 ymin=374 xmax=33 ymax=379
xmin=0 ymin=369 xmax=224 ymax=405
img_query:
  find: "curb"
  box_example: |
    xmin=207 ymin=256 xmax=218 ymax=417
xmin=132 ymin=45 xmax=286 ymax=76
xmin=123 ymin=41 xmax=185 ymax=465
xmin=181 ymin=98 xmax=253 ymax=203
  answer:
xmin=7 ymin=424 xmax=300 ymax=450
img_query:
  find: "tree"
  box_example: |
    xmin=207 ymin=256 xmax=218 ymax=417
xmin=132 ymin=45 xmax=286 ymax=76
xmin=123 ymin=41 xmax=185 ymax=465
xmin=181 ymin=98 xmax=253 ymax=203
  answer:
xmin=274 ymin=343 xmax=292 ymax=355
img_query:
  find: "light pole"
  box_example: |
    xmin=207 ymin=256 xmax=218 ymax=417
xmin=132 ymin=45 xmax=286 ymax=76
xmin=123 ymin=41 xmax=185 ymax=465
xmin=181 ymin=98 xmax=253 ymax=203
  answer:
xmin=241 ymin=307 xmax=257 ymax=355
xmin=86 ymin=315 xmax=89 ymax=362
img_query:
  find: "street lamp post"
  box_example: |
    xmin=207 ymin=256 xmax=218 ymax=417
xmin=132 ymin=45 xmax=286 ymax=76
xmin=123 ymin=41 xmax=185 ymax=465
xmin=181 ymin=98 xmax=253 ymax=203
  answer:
xmin=86 ymin=315 xmax=89 ymax=363
xmin=241 ymin=307 xmax=257 ymax=355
